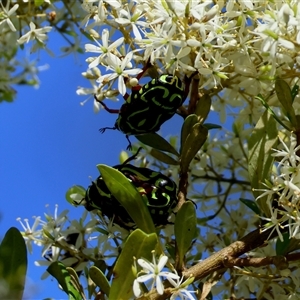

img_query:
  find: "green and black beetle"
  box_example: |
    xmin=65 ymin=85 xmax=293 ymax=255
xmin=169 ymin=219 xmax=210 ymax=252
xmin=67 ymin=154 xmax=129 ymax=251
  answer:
xmin=97 ymin=74 xmax=185 ymax=149
xmin=82 ymin=149 xmax=178 ymax=228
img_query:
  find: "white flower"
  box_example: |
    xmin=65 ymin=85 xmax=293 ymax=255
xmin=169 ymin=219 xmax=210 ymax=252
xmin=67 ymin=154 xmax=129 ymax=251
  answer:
xmin=85 ymin=29 xmax=124 ymax=69
xmin=17 ymin=22 xmax=52 ymax=45
xmin=226 ymin=0 xmax=253 ymax=11
xmin=17 ymin=216 xmax=44 ymax=254
xmin=134 ymin=251 xmax=179 ymax=295
xmin=103 ymin=0 xmax=121 ymax=9
xmin=22 ymin=0 xmax=51 ymax=2
xmin=97 ymin=51 xmax=142 ymax=96
xmin=259 ymin=202 xmax=288 ymax=242
xmin=80 ymin=2 xmax=98 ymax=28
xmin=253 ymin=3 xmax=295 ymax=58
xmin=195 ymin=51 xmax=229 ymax=89
xmin=0 ymin=0 xmax=19 ymax=32
xmin=272 ymin=135 xmax=300 ymax=167
xmin=253 ymin=134 xmax=300 ymax=240
xmin=94 ymin=216 xmax=128 ymax=255
xmin=133 ymin=278 xmax=142 ymax=297
xmin=114 ymin=2 xmax=147 ymax=39
xmin=168 ymin=274 xmax=197 ymax=300
xmin=142 ymin=22 xmax=186 ymax=64
xmin=77 ymin=79 xmax=102 ymax=112
xmin=166 ymin=47 xmax=195 ymax=73
xmin=14 ymin=57 xmax=49 ymax=88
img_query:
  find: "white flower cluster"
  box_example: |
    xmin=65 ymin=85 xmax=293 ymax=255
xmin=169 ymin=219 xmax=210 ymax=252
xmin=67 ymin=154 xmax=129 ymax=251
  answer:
xmin=17 ymin=205 xmax=128 ymax=278
xmin=257 ymin=133 xmax=300 ymax=241
xmin=78 ymin=0 xmax=300 ymax=124
xmin=0 ymin=0 xmax=74 ymax=95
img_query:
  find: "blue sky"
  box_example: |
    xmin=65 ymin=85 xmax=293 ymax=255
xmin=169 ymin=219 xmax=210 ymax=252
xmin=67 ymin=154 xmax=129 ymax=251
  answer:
xmin=0 ymin=38 xmax=189 ymax=298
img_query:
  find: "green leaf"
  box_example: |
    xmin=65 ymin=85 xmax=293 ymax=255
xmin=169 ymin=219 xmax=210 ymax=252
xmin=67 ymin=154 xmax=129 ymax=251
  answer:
xmin=165 ymin=243 xmax=176 ymax=261
xmin=256 ymin=94 xmax=291 ymax=131
xmin=97 ymin=165 xmax=156 ymax=233
xmin=291 ymin=84 xmax=299 ymax=101
xmin=89 ymin=266 xmax=110 ymax=296
xmin=180 ymin=123 xmax=208 ymax=173
xmin=174 ymin=202 xmax=197 ymax=267
xmin=203 ymin=123 xmax=222 ymax=130
xmin=0 ymin=227 xmax=27 ymax=300
xmin=47 ymin=261 xmax=82 ymax=300
xmin=197 ymin=216 xmax=210 ymax=224
xmin=119 ymin=150 xmax=129 ymax=164
xmin=34 ymin=0 xmax=44 ymax=6
xmin=180 ymin=114 xmax=198 ymax=153
xmin=194 ymin=93 xmax=211 ymax=124
xmin=284 ymin=237 xmax=300 ymax=254
xmin=65 ymin=185 xmax=86 ymax=206
xmin=66 ymin=267 xmax=85 ymax=298
xmin=223 ymin=235 xmax=231 ymax=246
xmin=135 ymin=133 xmax=179 ymax=156
xmin=239 ymin=198 xmax=261 ymax=215
xmin=110 ymin=229 xmax=158 ymax=300
xmin=64 ymin=30 xmax=78 ymax=38
xmin=150 ymin=148 xmax=179 ymax=165
xmin=275 ymin=79 xmax=298 ymax=128
xmin=276 ymin=232 xmax=290 ymax=256
xmin=43 ymin=228 xmax=55 ymax=241
xmin=248 ymin=110 xmax=278 ymax=216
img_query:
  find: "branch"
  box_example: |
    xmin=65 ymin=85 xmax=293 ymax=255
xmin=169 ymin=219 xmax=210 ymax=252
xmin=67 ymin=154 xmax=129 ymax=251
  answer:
xmin=192 ymin=174 xmax=250 ymax=186
xmin=224 ymin=252 xmax=300 ymax=269
xmin=146 ymin=227 xmax=288 ymax=300
xmin=182 ymin=227 xmax=278 ymax=281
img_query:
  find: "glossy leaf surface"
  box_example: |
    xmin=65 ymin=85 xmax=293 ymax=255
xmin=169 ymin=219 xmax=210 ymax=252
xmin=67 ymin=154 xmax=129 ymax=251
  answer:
xmin=47 ymin=261 xmax=82 ymax=300
xmin=0 ymin=227 xmax=27 ymax=300
xmin=97 ymin=165 xmax=156 ymax=233
xmin=89 ymin=266 xmax=111 ymax=296
xmin=136 ymin=133 xmax=179 ymax=156
xmin=248 ymin=111 xmax=278 ymax=216
xmin=180 ymin=123 xmax=208 ymax=173
xmin=174 ymin=202 xmax=197 ymax=267
xmin=110 ymin=229 xmax=158 ymax=299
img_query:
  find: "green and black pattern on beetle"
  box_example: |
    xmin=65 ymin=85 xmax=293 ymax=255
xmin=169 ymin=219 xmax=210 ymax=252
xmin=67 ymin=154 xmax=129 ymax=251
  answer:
xmin=81 ymin=150 xmax=178 ymax=228
xmin=134 ymin=75 xmax=184 ymax=110
xmin=84 ymin=177 xmax=134 ymax=227
xmin=117 ymin=164 xmax=178 ymax=225
xmin=96 ymin=74 xmax=187 ymax=149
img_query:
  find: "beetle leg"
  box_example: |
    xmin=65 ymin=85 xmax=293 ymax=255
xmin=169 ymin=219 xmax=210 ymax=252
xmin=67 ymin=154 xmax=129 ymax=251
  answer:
xmin=131 ymin=84 xmax=143 ymax=92
xmin=123 ymin=92 xmax=129 ymax=101
xmin=99 ymin=126 xmax=117 ymax=133
xmin=122 ymin=57 xmax=152 ymax=104
xmin=123 ymin=58 xmax=152 ymax=98
xmin=94 ymin=95 xmax=120 ymax=114
xmin=136 ymin=57 xmax=152 ymax=81
xmin=183 ymin=71 xmax=199 ymax=101
xmin=122 ymin=147 xmax=143 ymax=165
xmin=125 ymin=135 xmax=133 ymax=150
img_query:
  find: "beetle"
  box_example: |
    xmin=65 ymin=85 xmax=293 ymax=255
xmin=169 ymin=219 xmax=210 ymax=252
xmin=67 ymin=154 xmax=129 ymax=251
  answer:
xmin=84 ymin=176 xmax=135 ymax=227
xmin=97 ymin=74 xmax=185 ymax=149
xmin=82 ymin=149 xmax=178 ymax=228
